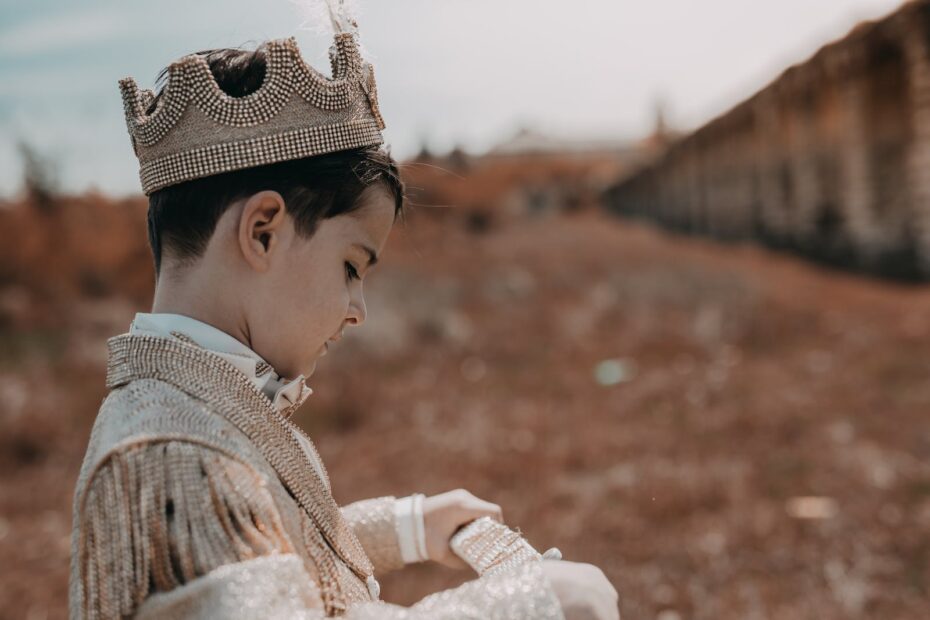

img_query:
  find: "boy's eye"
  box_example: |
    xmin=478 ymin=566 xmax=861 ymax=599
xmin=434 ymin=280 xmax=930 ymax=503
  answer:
xmin=345 ymin=262 xmax=360 ymax=281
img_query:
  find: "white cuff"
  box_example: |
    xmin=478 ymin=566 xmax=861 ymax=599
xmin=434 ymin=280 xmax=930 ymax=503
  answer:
xmin=393 ymin=493 xmax=429 ymax=563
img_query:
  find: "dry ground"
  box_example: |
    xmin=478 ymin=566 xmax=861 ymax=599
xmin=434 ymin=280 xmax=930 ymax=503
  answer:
xmin=0 ymin=199 xmax=928 ymax=619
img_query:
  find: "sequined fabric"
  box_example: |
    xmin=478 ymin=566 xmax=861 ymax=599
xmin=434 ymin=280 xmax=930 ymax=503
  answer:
xmin=341 ymin=497 xmax=406 ymax=574
xmin=135 ymin=555 xmax=565 ymax=620
xmin=69 ymin=333 xmax=564 ymax=619
xmin=134 ymin=555 xmax=325 ymax=619
xmin=450 ymin=516 xmax=546 ymax=577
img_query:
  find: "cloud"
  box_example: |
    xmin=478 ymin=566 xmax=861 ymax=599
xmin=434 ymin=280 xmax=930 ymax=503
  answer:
xmin=0 ymin=7 xmax=129 ymax=57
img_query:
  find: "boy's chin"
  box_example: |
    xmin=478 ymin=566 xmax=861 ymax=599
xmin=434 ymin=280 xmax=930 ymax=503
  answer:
xmin=302 ymin=355 xmax=320 ymax=377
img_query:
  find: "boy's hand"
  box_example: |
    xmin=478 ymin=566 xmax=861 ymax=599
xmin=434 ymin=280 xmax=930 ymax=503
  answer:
xmin=422 ymin=489 xmax=503 ymax=568
xmin=542 ymin=560 xmax=620 ymax=620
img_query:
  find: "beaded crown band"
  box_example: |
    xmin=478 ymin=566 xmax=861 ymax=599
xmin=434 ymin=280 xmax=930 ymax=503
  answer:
xmin=119 ymin=33 xmax=385 ymax=195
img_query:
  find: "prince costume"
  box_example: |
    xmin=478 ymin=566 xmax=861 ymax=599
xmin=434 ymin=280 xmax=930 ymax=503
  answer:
xmin=68 ymin=2 xmax=564 ymax=618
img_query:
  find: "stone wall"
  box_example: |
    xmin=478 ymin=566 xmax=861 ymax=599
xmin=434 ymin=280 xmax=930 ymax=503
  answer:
xmin=605 ymin=1 xmax=930 ymax=278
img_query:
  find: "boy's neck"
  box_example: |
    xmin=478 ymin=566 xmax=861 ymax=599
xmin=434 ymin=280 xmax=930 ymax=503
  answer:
xmin=151 ymin=273 xmax=251 ymax=351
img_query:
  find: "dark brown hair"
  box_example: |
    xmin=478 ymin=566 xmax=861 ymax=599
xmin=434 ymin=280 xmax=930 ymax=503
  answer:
xmin=145 ymin=44 xmax=405 ymax=274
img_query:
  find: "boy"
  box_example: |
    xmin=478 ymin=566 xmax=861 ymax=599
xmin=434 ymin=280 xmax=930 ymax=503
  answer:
xmin=69 ymin=12 xmax=617 ymax=620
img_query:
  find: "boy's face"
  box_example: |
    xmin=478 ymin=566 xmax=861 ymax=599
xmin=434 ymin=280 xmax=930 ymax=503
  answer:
xmin=247 ymin=184 xmax=396 ymax=380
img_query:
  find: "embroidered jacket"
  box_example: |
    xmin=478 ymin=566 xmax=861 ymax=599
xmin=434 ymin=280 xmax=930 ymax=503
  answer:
xmin=69 ymin=332 xmax=564 ymax=619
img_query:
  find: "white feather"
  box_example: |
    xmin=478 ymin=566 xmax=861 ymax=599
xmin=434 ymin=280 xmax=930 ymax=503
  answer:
xmin=290 ymin=0 xmax=360 ymax=35
xmin=289 ymin=0 xmax=373 ymax=65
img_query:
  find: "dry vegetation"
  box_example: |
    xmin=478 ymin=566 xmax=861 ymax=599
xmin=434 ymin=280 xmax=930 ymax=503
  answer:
xmin=0 ymin=159 xmax=928 ymax=618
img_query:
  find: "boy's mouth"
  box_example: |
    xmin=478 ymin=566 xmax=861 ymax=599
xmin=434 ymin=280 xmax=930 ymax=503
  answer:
xmin=321 ymin=330 xmax=343 ymax=356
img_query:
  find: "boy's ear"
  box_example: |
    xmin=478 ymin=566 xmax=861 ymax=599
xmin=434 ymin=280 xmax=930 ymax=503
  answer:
xmin=238 ymin=190 xmax=287 ymax=272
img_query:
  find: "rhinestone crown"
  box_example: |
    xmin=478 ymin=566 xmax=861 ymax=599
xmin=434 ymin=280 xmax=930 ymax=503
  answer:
xmin=119 ymin=33 xmax=385 ymax=195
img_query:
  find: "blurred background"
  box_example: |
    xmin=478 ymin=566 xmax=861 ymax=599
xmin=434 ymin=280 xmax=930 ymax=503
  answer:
xmin=2 ymin=0 xmax=929 ymax=618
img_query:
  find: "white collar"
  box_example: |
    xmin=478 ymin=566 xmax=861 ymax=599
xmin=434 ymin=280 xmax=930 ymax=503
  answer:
xmin=129 ymin=312 xmax=313 ymax=414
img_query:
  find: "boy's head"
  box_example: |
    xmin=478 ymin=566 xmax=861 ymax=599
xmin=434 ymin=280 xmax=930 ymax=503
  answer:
xmin=144 ymin=44 xmax=405 ymax=380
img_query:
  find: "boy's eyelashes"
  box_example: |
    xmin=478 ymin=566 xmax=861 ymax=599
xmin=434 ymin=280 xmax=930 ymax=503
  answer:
xmin=345 ymin=261 xmax=361 ymax=281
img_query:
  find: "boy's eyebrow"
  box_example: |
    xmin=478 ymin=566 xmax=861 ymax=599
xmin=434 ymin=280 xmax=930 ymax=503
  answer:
xmin=354 ymin=243 xmax=379 ymax=268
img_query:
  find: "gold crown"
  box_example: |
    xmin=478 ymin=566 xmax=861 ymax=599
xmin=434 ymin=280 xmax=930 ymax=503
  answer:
xmin=119 ymin=33 xmax=385 ymax=195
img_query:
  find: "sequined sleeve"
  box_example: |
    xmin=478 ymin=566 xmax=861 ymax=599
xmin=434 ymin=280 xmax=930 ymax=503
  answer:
xmin=339 ymin=496 xmax=406 ymax=574
xmin=346 ymin=561 xmax=566 ymax=619
xmin=134 ymin=553 xmax=565 ymax=620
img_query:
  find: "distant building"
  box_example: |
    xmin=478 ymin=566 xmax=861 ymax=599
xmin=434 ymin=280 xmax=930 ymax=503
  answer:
xmin=606 ymin=0 xmax=930 ymax=279
xmin=488 ymin=127 xmax=636 ymax=159
xmin=403 ymin=116 xmax=674 ymax=226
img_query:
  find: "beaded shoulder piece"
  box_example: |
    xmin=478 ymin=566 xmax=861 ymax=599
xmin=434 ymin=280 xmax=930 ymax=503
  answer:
xmin=119 ymin=32 xmax=385 ymax=194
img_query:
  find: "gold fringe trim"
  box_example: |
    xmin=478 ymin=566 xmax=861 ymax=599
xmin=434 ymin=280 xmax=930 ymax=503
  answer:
xmin=77 ymin=441 xmax=295 ymax=619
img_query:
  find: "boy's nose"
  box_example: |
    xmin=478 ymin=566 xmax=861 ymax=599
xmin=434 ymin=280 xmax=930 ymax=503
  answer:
xmin=347 ymin=297 xmax=367 ymax=326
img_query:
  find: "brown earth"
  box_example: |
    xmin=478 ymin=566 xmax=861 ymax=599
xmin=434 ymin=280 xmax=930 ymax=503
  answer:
xmin=0 ymin=183 xmax=928 ymax=619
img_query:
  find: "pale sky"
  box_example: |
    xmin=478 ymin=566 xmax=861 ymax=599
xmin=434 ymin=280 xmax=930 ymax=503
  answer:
xmin=0 ymin=0 xmax=906 ymax=195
